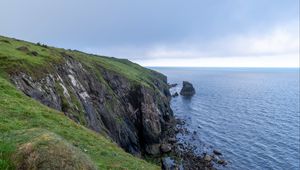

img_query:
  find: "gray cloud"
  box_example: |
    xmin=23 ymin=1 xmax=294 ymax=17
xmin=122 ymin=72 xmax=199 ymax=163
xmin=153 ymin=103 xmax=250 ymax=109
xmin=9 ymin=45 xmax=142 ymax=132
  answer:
xmin=0 ymin=0 xmax=299 ymax=66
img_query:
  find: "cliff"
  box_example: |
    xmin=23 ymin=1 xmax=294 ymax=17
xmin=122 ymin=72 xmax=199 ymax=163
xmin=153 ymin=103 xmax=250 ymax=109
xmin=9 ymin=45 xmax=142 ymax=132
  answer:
xmin=0 ymin=35 xmax=173 ymax=169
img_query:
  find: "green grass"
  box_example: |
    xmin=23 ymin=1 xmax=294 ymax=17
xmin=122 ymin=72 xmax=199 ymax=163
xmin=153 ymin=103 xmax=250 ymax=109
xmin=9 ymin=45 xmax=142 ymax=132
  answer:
xmin=0 ymin=75 xmax=159 ymax=170
xmin=0 ymin=36 xmax=62 ymax=77
xmin=0 ymin=35 xmax=166 ymax=89
xmin=0 ymin=35 xmax=162 ymax=169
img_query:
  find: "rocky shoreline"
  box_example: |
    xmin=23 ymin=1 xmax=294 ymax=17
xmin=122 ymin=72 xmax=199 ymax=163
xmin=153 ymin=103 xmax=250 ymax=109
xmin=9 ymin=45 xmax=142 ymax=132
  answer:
xmin=1 ymin=35 xmax=228 ymax=169
xmin=160 ymin=118 xmax=228 ymax=170
xmin=159 ymin=82 xmax=227 ymax=170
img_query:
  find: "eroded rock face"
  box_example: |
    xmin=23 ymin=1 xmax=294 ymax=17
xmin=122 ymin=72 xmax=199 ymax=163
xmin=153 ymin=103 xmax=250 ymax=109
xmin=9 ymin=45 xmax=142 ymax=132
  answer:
xmin=10 ymin=54 xmax=173 ymax=156
xmin=180 ymin=81 xmax=195 ymax=96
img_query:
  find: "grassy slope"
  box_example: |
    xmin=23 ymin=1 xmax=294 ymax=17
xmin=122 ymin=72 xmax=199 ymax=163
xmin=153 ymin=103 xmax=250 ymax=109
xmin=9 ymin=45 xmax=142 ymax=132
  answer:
xmin=0 ymin=36 xmax=160 ymax=169
xmin=0 ymin=35 xmax=165 ymax=89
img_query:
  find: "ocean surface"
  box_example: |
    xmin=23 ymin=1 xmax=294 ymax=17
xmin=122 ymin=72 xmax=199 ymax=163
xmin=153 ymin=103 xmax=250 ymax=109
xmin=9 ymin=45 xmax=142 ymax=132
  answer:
xmin=151 ymin=67 xmax=300 ymax=170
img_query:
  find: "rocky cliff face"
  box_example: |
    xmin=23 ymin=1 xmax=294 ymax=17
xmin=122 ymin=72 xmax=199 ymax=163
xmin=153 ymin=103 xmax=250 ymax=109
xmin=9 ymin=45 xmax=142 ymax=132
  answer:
xmin=10 ymin=54 xmax=173 ymax=156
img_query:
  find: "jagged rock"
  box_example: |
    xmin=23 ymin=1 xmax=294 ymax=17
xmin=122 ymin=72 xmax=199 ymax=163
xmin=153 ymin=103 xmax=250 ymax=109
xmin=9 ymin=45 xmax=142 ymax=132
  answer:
xmin=217 ymin=159 xmax=226 ymax=165
xmin=145 ymin=144 xmax=160 ymax=155
xmin=168 ymin=83 xmax=178 ymax=88
xmin=213 ymin=149 xmax=222 ymax=155
xmin=180 ymin=81 xmax=195 ymax=96
xmin=172 ymin=92 xmax=179 ymax=97
xmin=168 ymin=137 xmax=177 ymax=144
xmin=160 ymin=144 xmax=172 ymax=153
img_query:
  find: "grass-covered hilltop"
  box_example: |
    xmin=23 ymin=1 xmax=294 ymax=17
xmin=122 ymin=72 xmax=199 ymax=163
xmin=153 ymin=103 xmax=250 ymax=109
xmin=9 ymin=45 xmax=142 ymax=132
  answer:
xmin=0 ymin=35 xmax=174 ymax=169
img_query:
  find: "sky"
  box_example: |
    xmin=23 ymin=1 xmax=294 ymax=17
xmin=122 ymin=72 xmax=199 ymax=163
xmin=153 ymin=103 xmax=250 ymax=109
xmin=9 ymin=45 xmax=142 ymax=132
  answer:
xmin=0 ymin=0 xmax=299 ymax=67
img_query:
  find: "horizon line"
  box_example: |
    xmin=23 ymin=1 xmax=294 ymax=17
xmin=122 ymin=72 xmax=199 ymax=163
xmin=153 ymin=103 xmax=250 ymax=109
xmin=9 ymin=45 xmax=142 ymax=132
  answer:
xmin=145 ymin=66 xmax=300 ymax=69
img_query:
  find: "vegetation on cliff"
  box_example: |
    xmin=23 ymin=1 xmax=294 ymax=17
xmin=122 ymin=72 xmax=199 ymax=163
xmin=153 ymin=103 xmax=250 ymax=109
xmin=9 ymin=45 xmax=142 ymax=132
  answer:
xmin=0 ymin=71 xmax=159 ymax=169
xmin=0 ymin=35 xmax=170 ymax=169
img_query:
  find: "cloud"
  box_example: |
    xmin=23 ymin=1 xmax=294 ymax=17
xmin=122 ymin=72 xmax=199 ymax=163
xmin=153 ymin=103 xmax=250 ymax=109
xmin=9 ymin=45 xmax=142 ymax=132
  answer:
xmin=1 ymin=0 xmax=298 ymax=67
xmin=218 ymin=21 xmax=299 ymax=57
xmin=138 ymin=54 xmax=298 ymax=67
xmin=82 ymin=21 xmax=299 ymax=67
xmin=128 ymin=21 xmax=299 ymax=67
xmin=142 ymin=21 xmax=299 ymax=59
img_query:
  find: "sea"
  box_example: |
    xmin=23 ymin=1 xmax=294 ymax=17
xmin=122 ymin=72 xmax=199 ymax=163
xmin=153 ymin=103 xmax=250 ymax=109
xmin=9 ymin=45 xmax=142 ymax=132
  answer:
xmin=151 ymin=67 xmax=300 ymax=170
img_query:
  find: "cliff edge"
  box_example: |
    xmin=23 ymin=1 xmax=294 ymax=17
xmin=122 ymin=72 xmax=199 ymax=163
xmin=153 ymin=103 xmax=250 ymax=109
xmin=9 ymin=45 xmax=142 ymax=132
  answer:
xmin=0 ymin=35 xmax=173 ymax=169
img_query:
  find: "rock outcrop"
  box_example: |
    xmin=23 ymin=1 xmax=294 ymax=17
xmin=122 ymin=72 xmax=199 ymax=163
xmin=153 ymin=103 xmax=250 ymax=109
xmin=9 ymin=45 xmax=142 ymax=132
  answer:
xmin=180 ymin=81 xmax=195 ymax=96
xmin=168 ymin=83 xmax=178 ymax=88
xmin=10 ymin=54 xmax=173 ymax=156
xmin=171 ymin=92 xmax=179 ymax=97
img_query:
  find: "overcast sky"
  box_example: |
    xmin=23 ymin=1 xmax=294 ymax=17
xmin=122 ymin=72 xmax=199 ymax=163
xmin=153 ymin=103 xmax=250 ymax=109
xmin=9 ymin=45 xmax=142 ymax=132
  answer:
xmin=0 ymin=0 xmax=299 ymax=67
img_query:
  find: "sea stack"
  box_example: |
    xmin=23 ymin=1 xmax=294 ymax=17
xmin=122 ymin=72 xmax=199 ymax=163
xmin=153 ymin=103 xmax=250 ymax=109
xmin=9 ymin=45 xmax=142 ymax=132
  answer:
xmin=180 ymin=81 xmax=195 ymax=96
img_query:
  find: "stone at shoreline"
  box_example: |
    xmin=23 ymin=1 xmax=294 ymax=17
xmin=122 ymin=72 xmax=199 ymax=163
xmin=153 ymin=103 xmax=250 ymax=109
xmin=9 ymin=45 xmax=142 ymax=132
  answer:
xmin=160 ymin=144 xmax=172 ymax=153
xmin=213 ymin=149 xmax=222 ymax=155
xmin=180 ymin=81 xmax=195 ymax=96
xmin=168 ymin=117 xmax=219 ymax=169
xmin=204 ymin=155 xmax=212 ymax=162
xmin=168 ymin=83 xmax=178 ymax=88
xmin=168 ymin=137 xmax=177 ymax=144
xmin=217 ymin=159 xmax=227 ymax=165
xmin=172 ymin=92 xmax=179 ymax=97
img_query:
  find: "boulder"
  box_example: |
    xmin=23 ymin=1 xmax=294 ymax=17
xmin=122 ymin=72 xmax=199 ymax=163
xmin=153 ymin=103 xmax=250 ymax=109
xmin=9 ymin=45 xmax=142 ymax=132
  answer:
xmin=168 ymin=83 xmax=178 ymax=88
xmin=160 ymin=144 xmax=172 ymax=153
xmin=168 ymin=137 xmax=177 ymax=144
xmin=16 ymin=46 xmax=30 ymax=53
xmin=172 ymin=92 xmax=179 ymax=97
xmin=180 ymin=81 xmax=195 ymax=96
xmin=145 ymin=144 xmax=160 ymax=155
xmin=213 ymin=149 xmax=222 ymax=155
xmin=30 ymin=51 xmax=39 ymax=56
xmin=217 ymin=159 xmax=227 ymax=165
xmin=204 ymin=155 xmax=212 ymax=162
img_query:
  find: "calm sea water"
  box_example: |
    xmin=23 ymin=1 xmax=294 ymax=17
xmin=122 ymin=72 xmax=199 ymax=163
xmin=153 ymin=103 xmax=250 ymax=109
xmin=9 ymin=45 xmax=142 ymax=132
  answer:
xmin=152 ymin=67 xmax=300 ymax=170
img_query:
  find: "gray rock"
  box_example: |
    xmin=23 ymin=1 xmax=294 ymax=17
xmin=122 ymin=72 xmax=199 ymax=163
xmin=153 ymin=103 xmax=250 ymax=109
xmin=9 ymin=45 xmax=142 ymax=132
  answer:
xmin=160 ymin=144 xmax=172 ymax=153
xmin=168 ymin=83 xmax=178 ymax=88
xmin=168 ymin=138 xmax=177 ymax=144
xmin=213 ymin=149 xmax=222 ymax=155
xmin=30 ymin=51 xmax=39 ymax=56
xmin=180 ymin=81 xmax=195 ymax=96
xmin=217 ymin=159 xmax=226 ymax=165
xmin=16 ymin=46 xmax=30 ymax=52
xmin=10 ymin=54 xmax=174 ymax=156
xmin=145 ymin=144 xmax=160 ymax=155
xmin=172 ymin=92 xmax=179 ymax=97
xmin=204 ymin=155 xmax=212 ymax=162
